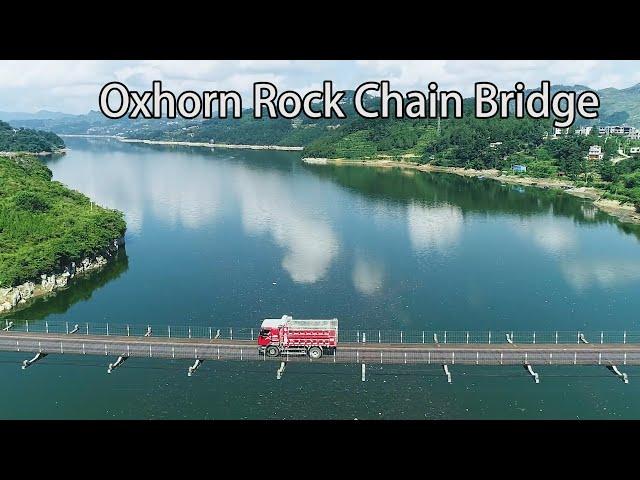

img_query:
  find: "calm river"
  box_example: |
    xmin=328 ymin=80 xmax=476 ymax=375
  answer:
xmin=2 ymin=137 xmax=640 ymax=419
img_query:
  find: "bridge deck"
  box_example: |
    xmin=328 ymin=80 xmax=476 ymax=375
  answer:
xmin=1 ymin=331 xmax=639 ymax=366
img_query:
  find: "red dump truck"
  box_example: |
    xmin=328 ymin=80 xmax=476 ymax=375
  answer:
xmin=257 ymin=315 xmax=338 ymax=359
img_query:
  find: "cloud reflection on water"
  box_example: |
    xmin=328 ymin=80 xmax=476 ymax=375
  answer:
xmin=406 ymin=202 xmax=463 ymax=254
xmin=49 ymin=152 xmax=223 ymax=234
xmin=561 ymin=259 xmax=640 ymax=291
xmin=233 ymin=169 xmax=339 ymax=284
xmin=514 ymin=217 xmax=577 ymax=255
xmin=352 ymin=254 xmax=384 ymax=295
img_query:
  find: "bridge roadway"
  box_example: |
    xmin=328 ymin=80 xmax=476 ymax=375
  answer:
xmin=1 ymin=330 xmax=639 ymax=367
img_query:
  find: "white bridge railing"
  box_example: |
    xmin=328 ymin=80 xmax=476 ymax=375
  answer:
xmin=2 ymin=319 xmax=638 ymax=345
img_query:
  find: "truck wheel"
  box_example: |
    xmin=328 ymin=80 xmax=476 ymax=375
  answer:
xmin=266 ymin=346 xmax=280 ymax=357
xmin=308 ymin=347 xmax=323 ymax=359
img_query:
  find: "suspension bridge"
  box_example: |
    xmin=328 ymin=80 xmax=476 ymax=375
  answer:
xmin=0 ymin=320 xmax=637 ymax=383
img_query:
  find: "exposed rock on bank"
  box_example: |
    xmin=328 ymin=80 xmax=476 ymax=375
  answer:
xmin=0 ymin=237 xmax=123 ymax=314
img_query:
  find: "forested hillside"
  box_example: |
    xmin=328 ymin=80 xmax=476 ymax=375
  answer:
xmin=0 ymin=155 xmax=126 ymax=287
xmin=0 ymin=121 xmax=65 ymax=153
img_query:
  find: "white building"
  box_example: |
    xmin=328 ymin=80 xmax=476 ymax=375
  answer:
xmin=628 ymin=131 xmax=640 ymax=140
xmin=574 ymin=126 xmax=593 ymax=136
xmin=599 ymin=125 xmax=637 ymax=137
xmin=630 ymin=147 xmax=640 ymax=155
xmin=588 ymin=145 xmax=604 ymax=161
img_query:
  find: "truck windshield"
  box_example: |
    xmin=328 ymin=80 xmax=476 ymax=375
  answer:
xmin=259 ymin=329 xmax=271 ymax=337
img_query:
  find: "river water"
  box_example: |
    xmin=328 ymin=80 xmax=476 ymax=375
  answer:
xmin=2 ymin=137 xmax=640 ymax=419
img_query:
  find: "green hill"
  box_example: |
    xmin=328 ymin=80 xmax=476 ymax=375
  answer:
xmin=596 ymin=83 xmax=640 ymax=127
xmin=0 ymin=120 xmax=65 ymax=153
xmin=0 ymin=155 xmax=126 ymax=287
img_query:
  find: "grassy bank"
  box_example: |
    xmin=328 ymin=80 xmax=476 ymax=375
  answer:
xmin=0 ymin=155 xmax=126 ymax=287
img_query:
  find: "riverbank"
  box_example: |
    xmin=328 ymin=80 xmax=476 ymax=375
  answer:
xmin=0 ymin=237 xmax=124 ymax=315
xmin=0 ymin=154 xmax=127 ymax=311
xmin=0 ymin=148 xmax=68 ymax=157
xmin=302 ymin=157 xmax=640 ymax=225
xmin=59 ymin=135 xmax=304 ymax=151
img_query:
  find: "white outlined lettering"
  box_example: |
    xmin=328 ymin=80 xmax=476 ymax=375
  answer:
xmin=99 ymin=82 xmax=130 ymax=119
xmin=97 ymin=80 xmax=600 ymax=126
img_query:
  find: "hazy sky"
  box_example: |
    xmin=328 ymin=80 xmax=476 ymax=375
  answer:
xmin=1 ymin=60 xmax=639 ymax=114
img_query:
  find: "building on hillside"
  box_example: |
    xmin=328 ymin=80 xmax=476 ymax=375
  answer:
xmin=489 ymin=142 xmax=503 ymax=148
xmin=628 ymin=131 xmax=640 ymax=140
xmin=630 ymin=147 xmax=640 ymax=155
xmin=599 ymin=125 xmax=637 ymax=137
xmin=512 ymin=164 xmax=527 ymax=173
xmin=554 ymin=127 xmax=570 ymax=137
xmin=574 ymin=126 xmax=593 ymax=136
xmin=588 ymin=145 xmax=604 ymax=160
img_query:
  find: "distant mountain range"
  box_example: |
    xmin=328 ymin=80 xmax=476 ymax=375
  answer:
xmin=0 ymin=110 xmax=77 ymax=122
xmin=596 ymin=83 xmax=640 ymax=126
xmin=520 ymin=83 xmax=640 ymax=127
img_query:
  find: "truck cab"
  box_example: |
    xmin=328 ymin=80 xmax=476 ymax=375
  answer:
xmin=258 ymin=315 xmax=338 ymax=359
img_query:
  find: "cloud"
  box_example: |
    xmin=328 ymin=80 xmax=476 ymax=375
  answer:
xmin=355 ymin=60 xmax=640 ymax=95
xmin=1 ymin=60 xmax=639 ymax=114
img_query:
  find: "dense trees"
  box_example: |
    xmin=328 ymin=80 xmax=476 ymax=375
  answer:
xmin=600 ymin=157 xmax=640 ymax=205
xmin=0 ymin=121 xmax=64 ymax=153
xmin=0 ymin=155 xmax=126 ymax=287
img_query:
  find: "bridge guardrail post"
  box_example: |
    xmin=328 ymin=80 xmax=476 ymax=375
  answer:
xmin=555 ymin=331 xmax=558 ymax=344
xmin=624 ymin=331 xmax=627 ymax=344
xmin=26 ymin=320 xmax=28 ymax=333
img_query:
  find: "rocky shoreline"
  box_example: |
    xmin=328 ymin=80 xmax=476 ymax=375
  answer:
xmin=301 ymin=157 xmax=640 ymax=226
xmin=0 ymin=237 xmax=124 ymax=315
xmin=0 ymin=148 xmax=68 ymax=157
